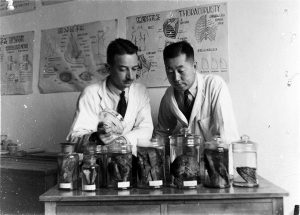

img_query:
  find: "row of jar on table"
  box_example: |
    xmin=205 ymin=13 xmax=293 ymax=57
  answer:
xmin=57 ymin=131 xmax=258 ymax=191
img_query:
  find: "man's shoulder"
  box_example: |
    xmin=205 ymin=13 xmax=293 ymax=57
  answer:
xmin=82 ymin=81 xmax=104 ymax=94
xmin=201 ymin=74 xmax=226 ymax=87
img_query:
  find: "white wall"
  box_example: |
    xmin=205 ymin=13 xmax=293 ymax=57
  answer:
xmin=1 ymin=0 xmax=299 ymax=214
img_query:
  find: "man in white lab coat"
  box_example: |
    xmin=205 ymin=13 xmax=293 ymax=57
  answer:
xmin=154 ymin=40 xmax=239 ymax=147
xmin=67 ymin=38 xmax=153 ymax=154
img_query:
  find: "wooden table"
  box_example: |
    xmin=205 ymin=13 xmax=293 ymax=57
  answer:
xmin=0 ymin=154 xmax=57 ymax=214
xmin=40 ymin=176 xmax=288 ymax=215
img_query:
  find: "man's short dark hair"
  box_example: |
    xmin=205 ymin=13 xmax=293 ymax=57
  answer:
xmin=163 ymin=41 xmax=194 ymax=62
xmin=107 ymin=38 xmax=138 ymax=65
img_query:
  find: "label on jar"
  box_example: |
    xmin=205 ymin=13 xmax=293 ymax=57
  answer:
xmin=149 ymin=180 xmax=163 ymax=187
xmin=118 ymin=181 xmax=130 ymax=188
xmin=183 ymin=180 xmax=197 ymax=187
xmin=59 ymin=183 xmax=72 ymax=189
xmin=83 ymin=184 xmax=96 ymax=191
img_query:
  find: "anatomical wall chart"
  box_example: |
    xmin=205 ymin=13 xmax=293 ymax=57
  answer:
xmin=126 ymin=2 xmax=228 ymax=87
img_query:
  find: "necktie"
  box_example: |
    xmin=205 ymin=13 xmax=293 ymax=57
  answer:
xmin=184 ymin=90 xmax=194 ymax=120
xmin=117 ymin=91 xmax=127 ymax=118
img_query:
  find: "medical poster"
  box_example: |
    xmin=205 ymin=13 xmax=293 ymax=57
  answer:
xmin=0 ymin=31 xmax=34 ymax=95
xmin=0 ymin=0 xmax=36 ymax=17
xmin=126 ymin=2 xmax=228 ymax=87
xmin=39 ymin=19 xmax=117 ymax=93
xmin=41 ymin=0 xmax=74 ymax=6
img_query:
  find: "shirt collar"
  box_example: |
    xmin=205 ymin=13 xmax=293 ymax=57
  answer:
xmin=107 ymin=77 xmax=129 ymax=97
xmin=186 ymin=77 xmax=198 ymax=97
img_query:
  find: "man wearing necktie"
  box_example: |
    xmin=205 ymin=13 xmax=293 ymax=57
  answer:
xmin=154 ymin=41 xmax=239 ymax=173
xmin=67 ymin=38 xmax=153 ymax=154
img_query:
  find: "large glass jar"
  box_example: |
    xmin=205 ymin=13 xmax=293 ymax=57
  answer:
xmin=107 ymin=139 xmax=133 ymax=189
xmin=204 ymin=137 xmax=230 ymax=188
xmin=95 ymin=144 xmax=108 ymax=188
xmin=81 ymin=146 xmax=99 ymax=191
xmin=232 ymin=135 xmax=258 ymax=187
xmin=136 ymin=138 xmax=165 ymax=189
xmin=57 ymin=143 xmax=79 ymax=190
xmin=169 ymin=128 xmax=201 ymax=189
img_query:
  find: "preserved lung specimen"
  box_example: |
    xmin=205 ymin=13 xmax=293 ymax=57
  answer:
xmin=137 ymin=147 xmax=164 ymax=186
xmin=170 ymin=155 xmax=200 ymax=187
xmin=204 ymin=148 xmax=230 ymax=188
xmin=107 ymin=153 xmax=132 ymax=186
xmin=236 ymin=167 xmax=257 ymax=184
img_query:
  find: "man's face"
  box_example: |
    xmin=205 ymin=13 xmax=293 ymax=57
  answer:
xmin=165 ymin=54 xmax=196 ymax=91
xmin=109 ymin=54 xmax=139 ymax=91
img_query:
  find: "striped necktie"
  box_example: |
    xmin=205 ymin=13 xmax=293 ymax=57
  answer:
xmin=117 ymin=91 xmax=127 ymax=118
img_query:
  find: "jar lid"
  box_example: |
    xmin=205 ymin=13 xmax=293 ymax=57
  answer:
xmin=169 ymin=127 xmax=201 ymax=139
xmin=60 ymin=142 xmax=75 ymax=153
xmin=232 ymin=135 xmax=257 ymax=152
xmin=205 ymin=136 xmax=228 ymax=149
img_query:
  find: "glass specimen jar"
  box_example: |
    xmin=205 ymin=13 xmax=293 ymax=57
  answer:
xmin=57 ymin=142 xmax=79 ymax=190
xmin=204 ymin=137 xmax=230 ymax=188
xmin=95 ymin=144 xmax=108 ymax=188
xmin=106 ymin=139 xmax=133 ymax=189
xmin=136 ymin=138 xmax=165 ymax=189
xmin=169 ymin=128 xmax=201 ymax=189
xmin=81 ymin=146 xmax=99 ymax=191
xmin=232 ymin=135 xmax=258 ymax=187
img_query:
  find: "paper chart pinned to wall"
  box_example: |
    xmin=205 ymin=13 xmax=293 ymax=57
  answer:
xmin=0 ymin=31 xmax=34 ymax=95
xmin=38 ymin=19 xmax=117 ymax=93
xmin=0 ymin=0 xmax=36 ymax=17
xmin=126 ymin=2 xmax=229 ymax=88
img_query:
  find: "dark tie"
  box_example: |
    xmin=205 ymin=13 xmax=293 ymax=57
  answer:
xmin=117 ymin=91 xmax=127 ymax=118
xmin=184 ymin=90 xmax=194 ymax=120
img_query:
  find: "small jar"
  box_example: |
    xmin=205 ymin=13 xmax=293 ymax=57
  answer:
xmin=107 ymin=139 xmax=133 ymax=189
xmin=95 ymin=144 xmax=108 ymax=188
xmin=136 ymin=138 xmax=165 ymax=189
xmin=81 ymin=146 xmax=99 ymax=191
xmin=169 ymin=128 xmax=201 ymax=189
xmin=204 ymin=137 xmax=230 ymax=188
xmin=232 ymin=135 xmax=258 ymax=187
xmin=57 ymin=143 xmax=79 ymax=190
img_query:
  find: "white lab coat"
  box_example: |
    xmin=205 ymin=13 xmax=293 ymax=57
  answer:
xmin=67 ymin=79 xmax=153 ymax=154
xmin=154 ymin=73 xmax=239 ymax=173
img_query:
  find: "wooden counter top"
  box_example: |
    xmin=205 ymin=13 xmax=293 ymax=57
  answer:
xmin=40 ymin=176 xmax=288 ymax=202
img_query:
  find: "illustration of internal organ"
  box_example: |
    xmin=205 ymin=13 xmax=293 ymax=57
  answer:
xmin=211 ymin=57 xmax=218 ymax=69
xmin=195 ymin=15 xmax=218 ymax=43
xmin=163 ymin=18 xmax=179 ymax=39
xmin=79 ymin=71 xmax=93 ymax=81
xmin=220 ymin=58 xmax=227 ymax=69
xmin=64 ymin=33 xmax=84 ymax=64
xmin=137 ymin=54 xmax=151 ymax=79
xmin=59 ymin=72 xmax=73 ymax=82
xmin=131 ymin=26 xmax=149 ymax=51
xmin=201 ymin=57 xmax=209 ymax=70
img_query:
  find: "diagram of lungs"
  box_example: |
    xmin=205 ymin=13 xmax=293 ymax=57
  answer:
xmin=195 ymin=15 xmax=218 ymax=43
xmin=163 ymin=18 xmax=179 ymax=39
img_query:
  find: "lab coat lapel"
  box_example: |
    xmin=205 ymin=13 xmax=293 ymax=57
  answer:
xmin=97 ymin=79 xmax=110 ymax=110
xmin=168 ymin=87 xmax=188 ymax=127
xmin=189 ymin=73 xmax=204 ymax=124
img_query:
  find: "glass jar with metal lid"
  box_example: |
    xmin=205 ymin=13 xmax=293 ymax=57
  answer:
xmin=204 ymin=136 xmax=230 ymax=188
xmin=169 ymin=128 xmax=202 ymax=189
xmin=95 ymin=144 xmax=108 ymax=188
xmin=81 ymin=144 xmax=99 ymax=191
xmin=232 ymin=135 xmax=258 ymax=187
xmin=106 ymin=139 xmax=133 ymax=189
xmin=57 ymin=142 xmax=79 ymax=190
xmin=136 ymin=138 xmax=165 ymax=189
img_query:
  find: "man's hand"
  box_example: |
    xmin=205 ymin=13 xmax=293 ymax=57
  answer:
xmin=97 ymin=122 xmax=117 ymax=145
